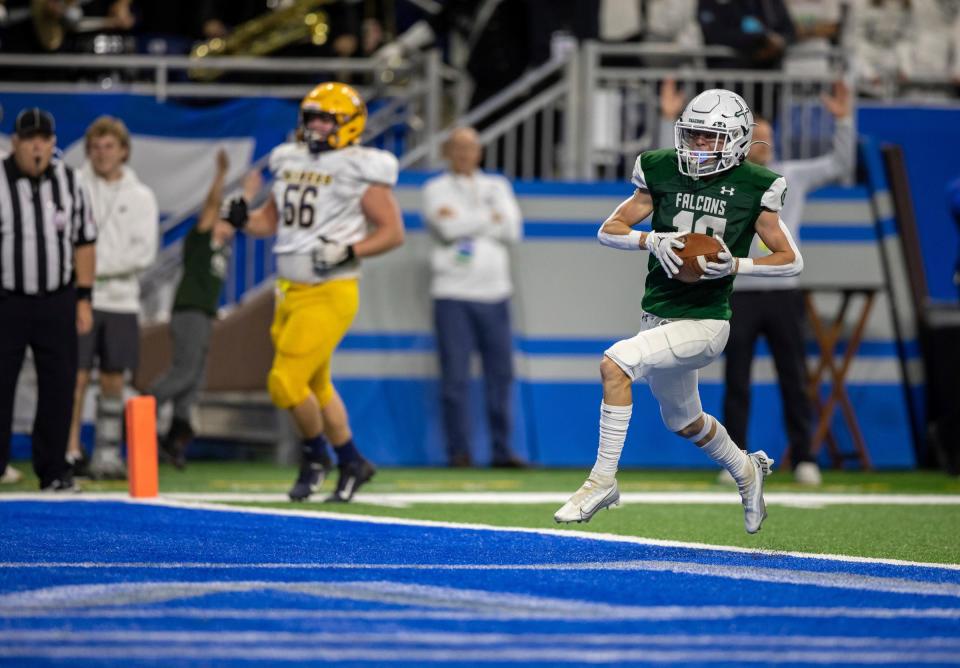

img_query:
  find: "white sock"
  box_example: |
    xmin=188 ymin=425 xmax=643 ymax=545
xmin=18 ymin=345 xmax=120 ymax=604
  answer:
xmin=694 ymin=414 xmax=751 ymax=485
xmin=590 ymin=402 xmax=632 ymax=481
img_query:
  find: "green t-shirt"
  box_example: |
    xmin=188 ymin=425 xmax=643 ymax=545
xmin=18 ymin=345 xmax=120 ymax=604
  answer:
xmin=632 ymin=148 xmax=787 ymax=320
xmin=172 ymin=226 xmax=231 ymax=316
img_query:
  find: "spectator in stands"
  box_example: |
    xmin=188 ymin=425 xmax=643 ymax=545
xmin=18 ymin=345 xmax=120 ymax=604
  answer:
xmin=903 ymin=0 xmax=960 ymax=97
xmin=373 ymin=1 xmax=533 ymax=108
xmin=197 ymin=0 xmax=264 ymax=41
xmin=659 ymin=78 xmax=855 ymax=485
xmin=852 ymin=0 xmax=912 ymax=96
xmin=852 ymin=0 xmax=960 ymax=99
xmin=698 ymin=0 xmax=796 ymax=70
xmin=0 ymin=108 xmax=96 ymax=491
xmin=783 ymin=0 xmax=846 ymax=75
xmin=136 ymin=0 xmax=204 ymax=54
xmin=599 ymin=0 xmax=701 ymax=67
xmin=423 ymin=127 xmax=526 ymax=468
xmin=67 ymin=116 xmax=158 ymax=480
xmin=149 ymin=149 xmax=241 ymax=470
xmin=525 ymin=0 xmax=599 ymax=68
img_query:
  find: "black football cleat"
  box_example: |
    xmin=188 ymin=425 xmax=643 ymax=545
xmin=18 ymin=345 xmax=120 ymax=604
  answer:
xmin=288 ymin=454 xmax=333 ymax=502
xmin=325 ymin=458 xmax=376 ymax=503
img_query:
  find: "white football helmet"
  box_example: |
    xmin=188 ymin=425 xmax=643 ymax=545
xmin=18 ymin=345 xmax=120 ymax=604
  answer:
xmin=674 ymin=89 xmax=754 ymax=179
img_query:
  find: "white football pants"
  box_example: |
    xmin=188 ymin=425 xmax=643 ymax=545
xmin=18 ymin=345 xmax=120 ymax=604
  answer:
xmin=604 ymin=312 xmax=730 ymax=431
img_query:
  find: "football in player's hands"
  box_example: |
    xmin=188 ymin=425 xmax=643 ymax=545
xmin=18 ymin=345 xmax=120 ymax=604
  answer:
xmin=674 ymin=232 xmax=723 ymax=283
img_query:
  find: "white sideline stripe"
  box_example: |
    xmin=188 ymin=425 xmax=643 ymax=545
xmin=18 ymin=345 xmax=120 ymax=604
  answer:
xmin=163 ymin=491 xmax=960 ymax=508
xmin=3 ymin=495 xmax=959 ymax=572
xmin=4 ymin=605 xmax=959 ymax=622
xmin=4 ymin=630 xmax=960 ymax=649
xmin=6 ymin=491 xmax=960 ymax=507
xmin=1 ymin=561 xmax=957 ymax=598
xmin=2 ymin=645 xmax=959 ymax=664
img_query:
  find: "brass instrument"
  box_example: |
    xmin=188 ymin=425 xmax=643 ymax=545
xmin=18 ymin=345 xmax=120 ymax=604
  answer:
xmin=190 ymin=0 xmax=332 ymax=81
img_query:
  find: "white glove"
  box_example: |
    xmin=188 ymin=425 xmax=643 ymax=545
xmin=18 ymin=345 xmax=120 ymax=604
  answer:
xmin=312 ymin=237 xmax=355 ymax=274
xmin=701 ymin=237 xmax=737 ymax=280
xmin=644 ymin=231 xmax=686 ymax=277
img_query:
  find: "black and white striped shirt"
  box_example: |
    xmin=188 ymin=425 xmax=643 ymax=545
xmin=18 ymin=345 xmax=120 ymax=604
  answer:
xmin=0 ymin=155 xmax=96 ymax=295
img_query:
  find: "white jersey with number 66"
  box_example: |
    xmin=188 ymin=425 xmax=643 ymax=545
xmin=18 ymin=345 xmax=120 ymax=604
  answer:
xmin=268 ymin=142 xmax=399 ymax=258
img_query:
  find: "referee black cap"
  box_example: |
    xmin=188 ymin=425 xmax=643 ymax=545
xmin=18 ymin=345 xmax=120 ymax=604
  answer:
xmin=15 ymin=107 xmax=55 ymax=138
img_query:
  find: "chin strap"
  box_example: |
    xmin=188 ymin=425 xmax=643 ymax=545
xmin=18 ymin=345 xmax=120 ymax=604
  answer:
xmin=306 ymin=133 xmax=334 ymax=155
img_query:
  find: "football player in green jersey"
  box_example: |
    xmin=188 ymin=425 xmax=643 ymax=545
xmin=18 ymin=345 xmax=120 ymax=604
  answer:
xmin=554 ymin=89 xmax=803 ymax=533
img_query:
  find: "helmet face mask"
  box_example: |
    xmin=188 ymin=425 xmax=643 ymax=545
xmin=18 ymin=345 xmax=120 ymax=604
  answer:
xmin=298 ymin=82 xmax=367 ymax=154
xmin=674 ymin=89 xmax=754 ymax=180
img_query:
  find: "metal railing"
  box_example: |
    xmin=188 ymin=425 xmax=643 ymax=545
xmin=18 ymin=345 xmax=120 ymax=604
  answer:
xmin=0 ymin=50 xmax=442 ymax=99
xmin=405 ymin=41 xmax=856 ymax=182
xmin=0 ymin=48 xmax=449 ymax=167
xmin=399 ymin=54 xmax=576 ymax=178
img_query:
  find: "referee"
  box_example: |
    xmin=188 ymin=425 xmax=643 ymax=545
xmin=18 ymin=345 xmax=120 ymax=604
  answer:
xmin=0 ymin=108 xmax=97 ymax=490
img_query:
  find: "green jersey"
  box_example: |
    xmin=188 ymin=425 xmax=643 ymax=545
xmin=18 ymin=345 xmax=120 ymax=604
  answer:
xmin=633 ymin=148 xmax=787 ymax=320
xmin=173 ymin=227 xmax=231 ymax=317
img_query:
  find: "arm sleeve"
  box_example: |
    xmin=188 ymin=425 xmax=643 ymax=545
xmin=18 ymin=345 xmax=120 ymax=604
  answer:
xmin=778 ymin=118 xmax=855 ymax=192
xmin=422 ymin=178 xmax=490 ymax=242
xmin=760 ymin=176 xmax=788 ymax=212
xmin=738 ymin=218 xmax=804 ymax=277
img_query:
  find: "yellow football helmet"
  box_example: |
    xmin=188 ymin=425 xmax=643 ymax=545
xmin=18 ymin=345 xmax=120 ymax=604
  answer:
xmin=299 ymin=82 xmax=367 ymax=153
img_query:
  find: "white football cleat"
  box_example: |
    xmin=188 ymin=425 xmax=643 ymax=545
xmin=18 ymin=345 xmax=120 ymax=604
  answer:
xmin=0 ymin=464 xmax=22 ymax=484
xmin=554 ymin=476 xmax=620 ymax=524
xmin=793 ymin=461 xmax=822 ymax=486
xmin=739 ymin=451 xmax=774 ymax=534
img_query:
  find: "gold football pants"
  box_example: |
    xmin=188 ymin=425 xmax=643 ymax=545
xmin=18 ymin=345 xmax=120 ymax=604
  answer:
xmin=267 ymin=278 xmax=359 ymax=409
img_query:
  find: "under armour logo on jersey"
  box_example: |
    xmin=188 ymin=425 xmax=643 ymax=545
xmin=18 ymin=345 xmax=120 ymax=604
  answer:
xmin=720 ymin=186 xmax=735 ymax=196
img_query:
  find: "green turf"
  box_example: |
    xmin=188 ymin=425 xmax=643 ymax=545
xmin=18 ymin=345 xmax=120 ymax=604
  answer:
xmin=3 ymin=460 xmax=958 ymax=493
xmin=5 ymin=461 xmax=959 ymax=564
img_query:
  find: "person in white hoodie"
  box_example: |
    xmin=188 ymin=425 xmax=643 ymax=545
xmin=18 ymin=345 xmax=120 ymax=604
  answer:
xmin=67 ymin=116 xmax=158 ymax=479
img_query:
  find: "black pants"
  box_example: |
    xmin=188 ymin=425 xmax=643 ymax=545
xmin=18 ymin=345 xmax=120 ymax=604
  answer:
xmin=0 ymin=289 xmax=77 ymax=486
xmin=723 ymin=290 xmax=813 ymax=465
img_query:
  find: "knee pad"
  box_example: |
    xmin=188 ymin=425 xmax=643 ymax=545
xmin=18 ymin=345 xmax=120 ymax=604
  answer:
xmin=267 ymin=367 xmax=309 ymax=409
xmin=604 ymin=339 xmax=646 ymax=381
xmin=661 ymin=405 xmax=704 ymax=434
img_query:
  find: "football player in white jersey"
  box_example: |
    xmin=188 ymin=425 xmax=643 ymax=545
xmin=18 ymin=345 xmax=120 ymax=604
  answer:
xmin=223 ymin=82 xmax=404 ymax=502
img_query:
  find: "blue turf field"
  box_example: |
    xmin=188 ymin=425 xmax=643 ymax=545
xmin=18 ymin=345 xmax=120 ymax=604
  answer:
xmin=1 ymin=499 xmax=958 ymax=667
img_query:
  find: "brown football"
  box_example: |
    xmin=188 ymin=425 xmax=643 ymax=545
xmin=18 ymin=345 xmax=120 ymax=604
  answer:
xmin=674 ymin=232 xmax=723 ymax=283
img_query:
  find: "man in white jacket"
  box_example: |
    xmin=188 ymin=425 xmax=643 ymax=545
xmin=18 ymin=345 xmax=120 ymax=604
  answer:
xmin=67 ymin=116 xmax=158 ymax=479
xmin=423 ymin=127 xmax=525 ymax=468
